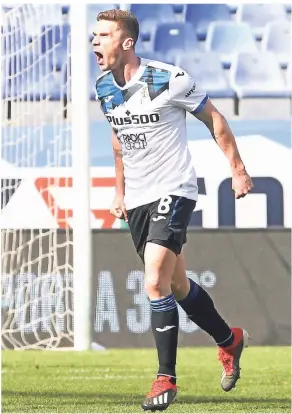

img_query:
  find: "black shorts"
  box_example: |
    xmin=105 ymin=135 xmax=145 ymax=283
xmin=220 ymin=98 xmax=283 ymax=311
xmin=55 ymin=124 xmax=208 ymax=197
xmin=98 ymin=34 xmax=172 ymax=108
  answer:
xmin=127 ymin=195 xmax=196 ymax=262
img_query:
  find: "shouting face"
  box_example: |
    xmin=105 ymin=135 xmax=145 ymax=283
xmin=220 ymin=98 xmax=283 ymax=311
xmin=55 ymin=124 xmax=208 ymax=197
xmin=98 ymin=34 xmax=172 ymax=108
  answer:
xmin=92 ymin=19 xmax=131 ymax=72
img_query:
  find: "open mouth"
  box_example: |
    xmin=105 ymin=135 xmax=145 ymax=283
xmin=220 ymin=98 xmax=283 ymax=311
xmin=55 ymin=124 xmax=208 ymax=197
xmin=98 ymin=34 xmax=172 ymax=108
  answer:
xmin=94 ymin=51 xmax=104 ymax=65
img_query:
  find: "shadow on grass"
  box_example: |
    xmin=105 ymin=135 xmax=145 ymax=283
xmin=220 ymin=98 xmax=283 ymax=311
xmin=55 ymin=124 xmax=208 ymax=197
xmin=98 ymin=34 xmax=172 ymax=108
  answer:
xmin=2 ymin=391 xmax=291 ymax=406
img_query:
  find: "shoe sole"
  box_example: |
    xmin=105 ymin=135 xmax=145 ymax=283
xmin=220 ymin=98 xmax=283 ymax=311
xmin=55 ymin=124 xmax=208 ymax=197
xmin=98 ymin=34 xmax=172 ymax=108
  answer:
xmin=142 ymin=391 xmax=177 ymax=411
xmin=243 ymin=329 xmax=251 ymax=348
xmin=221 ymin=329 xmax=250 ymax=392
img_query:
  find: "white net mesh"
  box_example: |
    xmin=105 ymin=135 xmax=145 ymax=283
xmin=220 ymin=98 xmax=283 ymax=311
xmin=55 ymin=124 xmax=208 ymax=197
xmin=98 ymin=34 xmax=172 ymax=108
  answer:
xmin=1 ymin=4 xmax=74 ymax=349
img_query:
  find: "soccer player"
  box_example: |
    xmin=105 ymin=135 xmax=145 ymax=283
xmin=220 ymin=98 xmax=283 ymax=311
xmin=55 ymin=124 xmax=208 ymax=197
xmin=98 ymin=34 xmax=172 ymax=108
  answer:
xmin=93 ymin=9 xmax=254 ymax=412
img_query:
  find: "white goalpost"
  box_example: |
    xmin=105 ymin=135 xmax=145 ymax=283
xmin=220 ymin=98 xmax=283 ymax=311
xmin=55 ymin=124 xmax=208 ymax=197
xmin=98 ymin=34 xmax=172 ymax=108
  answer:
xmin=1 ymin=4 xmax=92 ymax=350
xmin=70 ymin=3 xmax=92 ymax=352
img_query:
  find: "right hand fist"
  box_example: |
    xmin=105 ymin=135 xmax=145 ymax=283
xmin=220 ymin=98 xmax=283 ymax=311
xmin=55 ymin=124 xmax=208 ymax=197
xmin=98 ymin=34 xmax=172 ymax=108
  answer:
xmin=110 ymin=195 xmax=128 ymax=222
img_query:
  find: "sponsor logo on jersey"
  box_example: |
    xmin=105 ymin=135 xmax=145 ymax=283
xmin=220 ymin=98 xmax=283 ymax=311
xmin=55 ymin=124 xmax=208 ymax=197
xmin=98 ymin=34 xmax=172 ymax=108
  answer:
xmin=119 ymin=133 xmax=147 ymax=150
xmin=106 ymin=113 xmax=160 ymax=126
xmin=185 ymin=83 xmax=196 ymax=98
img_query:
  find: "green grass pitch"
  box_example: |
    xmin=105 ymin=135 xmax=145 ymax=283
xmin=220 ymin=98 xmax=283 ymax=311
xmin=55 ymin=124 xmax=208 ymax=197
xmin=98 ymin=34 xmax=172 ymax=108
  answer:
xmin=2 ymin=347 xmax=291 ymax=413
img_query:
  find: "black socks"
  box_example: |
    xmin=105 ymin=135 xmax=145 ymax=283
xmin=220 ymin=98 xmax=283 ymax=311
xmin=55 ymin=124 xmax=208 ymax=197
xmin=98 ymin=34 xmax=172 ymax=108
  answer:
xmin=151 ymin=293 xmax=179 ymax=382
xmin=178 ymin=278 xmax=234 ymax=347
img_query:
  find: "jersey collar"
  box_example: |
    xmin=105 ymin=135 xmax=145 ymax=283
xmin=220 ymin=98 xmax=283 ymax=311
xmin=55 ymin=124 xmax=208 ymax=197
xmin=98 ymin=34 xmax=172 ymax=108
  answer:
xmin=111 ymin=58 xmax=146 ymax=90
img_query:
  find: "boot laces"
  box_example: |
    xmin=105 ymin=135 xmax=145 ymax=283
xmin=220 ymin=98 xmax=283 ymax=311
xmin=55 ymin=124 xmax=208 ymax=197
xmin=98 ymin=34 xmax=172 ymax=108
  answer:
xmin=147 ymin=377 xmax=172 ymax=398
xmin=218 ymin=348 xmax=234 ymax=375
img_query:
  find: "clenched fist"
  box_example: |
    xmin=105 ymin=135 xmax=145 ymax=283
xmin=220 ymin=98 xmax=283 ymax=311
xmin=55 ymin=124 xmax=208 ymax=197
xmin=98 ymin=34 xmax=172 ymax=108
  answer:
xmin=232 ymin=170 xmax=254 ymax=199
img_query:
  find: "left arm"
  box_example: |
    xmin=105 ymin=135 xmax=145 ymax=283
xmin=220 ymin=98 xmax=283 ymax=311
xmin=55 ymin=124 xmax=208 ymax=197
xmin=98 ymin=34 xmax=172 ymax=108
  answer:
xmin=195 ymin=100 xmax=254 ymax=199
xmin=169 ymin=69 xmax=253 ymax=198
xmin=195 ymin=100 xmax=244 ymax=172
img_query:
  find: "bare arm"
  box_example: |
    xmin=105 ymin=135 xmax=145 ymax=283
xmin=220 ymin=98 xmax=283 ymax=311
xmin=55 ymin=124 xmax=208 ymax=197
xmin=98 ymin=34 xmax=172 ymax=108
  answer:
xmin=195 ymin=100 xmax=245 ymax=173
xmin=195 ymin=100 xmax=253 ymax=198
xmin=111 ymin=130 xmax=128 ymax=221
xmin=112 ymin=130 xmax=125 ymax=197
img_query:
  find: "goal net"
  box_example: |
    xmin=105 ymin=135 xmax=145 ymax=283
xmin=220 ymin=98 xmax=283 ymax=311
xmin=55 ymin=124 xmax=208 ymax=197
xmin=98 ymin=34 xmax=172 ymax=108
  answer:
xmin=1 ymin=4 xmax=77 ymax=350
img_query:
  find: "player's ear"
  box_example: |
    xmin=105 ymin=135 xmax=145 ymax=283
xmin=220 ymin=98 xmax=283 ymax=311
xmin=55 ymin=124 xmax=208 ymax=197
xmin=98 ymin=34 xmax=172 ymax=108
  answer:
xmin=122 ymin=37 xmax=134 ymax=51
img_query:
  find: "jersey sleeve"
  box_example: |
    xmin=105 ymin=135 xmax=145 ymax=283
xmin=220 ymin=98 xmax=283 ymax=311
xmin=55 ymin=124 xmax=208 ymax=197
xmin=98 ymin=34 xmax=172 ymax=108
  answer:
xmin=169 ymin=68 xmax=208 ymax=115
xmin=95 ymin=85 xmax=99 ymax=102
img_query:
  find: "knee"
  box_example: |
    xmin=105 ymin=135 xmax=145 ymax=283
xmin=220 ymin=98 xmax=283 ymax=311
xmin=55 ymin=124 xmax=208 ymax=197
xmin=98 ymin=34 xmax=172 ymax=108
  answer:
xmin=145 ymin=276 xmax=161 ymax=295
xmin=143 ymin=243 xmax=177 ymax=299
xmin=144 ymin=273 xmax=171 ymax=299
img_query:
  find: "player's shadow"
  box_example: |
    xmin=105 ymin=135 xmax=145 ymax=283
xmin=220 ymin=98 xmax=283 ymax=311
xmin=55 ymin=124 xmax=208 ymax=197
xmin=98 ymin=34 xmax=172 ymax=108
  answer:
xmin=2 ymin=391 xmax=291 ymax=406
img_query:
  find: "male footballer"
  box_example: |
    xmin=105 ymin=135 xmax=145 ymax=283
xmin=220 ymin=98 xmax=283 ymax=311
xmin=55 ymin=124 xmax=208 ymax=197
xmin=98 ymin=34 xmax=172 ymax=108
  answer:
xmin=93 ymin=9 xmax=254 ymax=412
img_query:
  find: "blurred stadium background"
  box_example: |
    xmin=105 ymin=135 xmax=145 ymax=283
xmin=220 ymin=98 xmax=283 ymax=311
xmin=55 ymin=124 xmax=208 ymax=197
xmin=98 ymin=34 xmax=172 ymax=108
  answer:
xmin=1 ymin=3 xmax=291 ymax=413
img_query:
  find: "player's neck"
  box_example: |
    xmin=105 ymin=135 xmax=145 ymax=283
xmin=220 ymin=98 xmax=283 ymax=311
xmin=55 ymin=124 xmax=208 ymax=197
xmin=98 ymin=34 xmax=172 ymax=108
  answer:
xmin=112 ymin=55 xmax=141 ymax=87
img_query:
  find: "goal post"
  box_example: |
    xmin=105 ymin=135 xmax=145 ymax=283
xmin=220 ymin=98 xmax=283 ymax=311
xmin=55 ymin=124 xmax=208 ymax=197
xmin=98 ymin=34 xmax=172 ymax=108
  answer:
xmin=1 ymin=4 xmax=92 ymax=350
xmin=70 ymin=3 xmax=92 ymax=351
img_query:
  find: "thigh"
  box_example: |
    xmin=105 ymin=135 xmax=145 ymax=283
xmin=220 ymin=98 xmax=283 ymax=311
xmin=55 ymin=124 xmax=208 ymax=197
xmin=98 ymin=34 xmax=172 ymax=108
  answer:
xmin=127 ymin=203 xmax=151 ymax=261
xmin=147 ymin=196 xmax=196 ymax=255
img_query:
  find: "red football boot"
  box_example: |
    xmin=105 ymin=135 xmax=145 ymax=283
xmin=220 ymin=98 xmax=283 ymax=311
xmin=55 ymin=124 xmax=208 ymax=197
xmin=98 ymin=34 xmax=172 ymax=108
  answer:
xmin=218 ymin=327 xmax=250 ymax=392
xmin=142 ymin=376 xmax=177 ymax=411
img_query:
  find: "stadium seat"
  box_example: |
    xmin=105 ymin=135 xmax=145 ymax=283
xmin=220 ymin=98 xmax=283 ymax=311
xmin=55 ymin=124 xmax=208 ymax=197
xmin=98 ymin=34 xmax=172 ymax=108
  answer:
xmin=40 ymin=23 xmax=70 ymax=71
xmin=3 ymin=47 xmax=29 ymax=76
xmin=40 ymin=25 xmax=61 ymax=53
xmin=262 ymin=21 xmax=291 ymax=69
xmin=205 ymin=22 xmax=258 ymax=68
xmin=2 ymin=5 xmax=12 ymax=13
xmin=227 ymin=3 xmax=238 ymax=14
xmin=130 ymin=4 xmax=178 ymax=41
xmin=8 ymin=56 xmax=62 ymax=101
xmin=61 ymin=4 xmax=69 ymax=15
xmin=2 ymin=24 xmax=30 ymax=56
xmin=176 ymin=53 xmax=235 ymax=99
xmin=54 ymin=23 xmax=70 ymax=72
xmin=184 ymin=4 xmax=231 ymax=40
xmin=135 ymin=37 xmax=171 ymax=63
xmin=135 ymin=39 xmax=175 ymax=64
xmin=231 ymin=52 xmax=288 ymax=97
xmin=230 ymin=52 xmax=290 ymax=118
xmin=154 ymin=23 xmax=199 ymax=64
xmin=173 ymin=4 xmax=185 ymax=14
xmin=236 ymin=4 xmax=288 ymax=40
